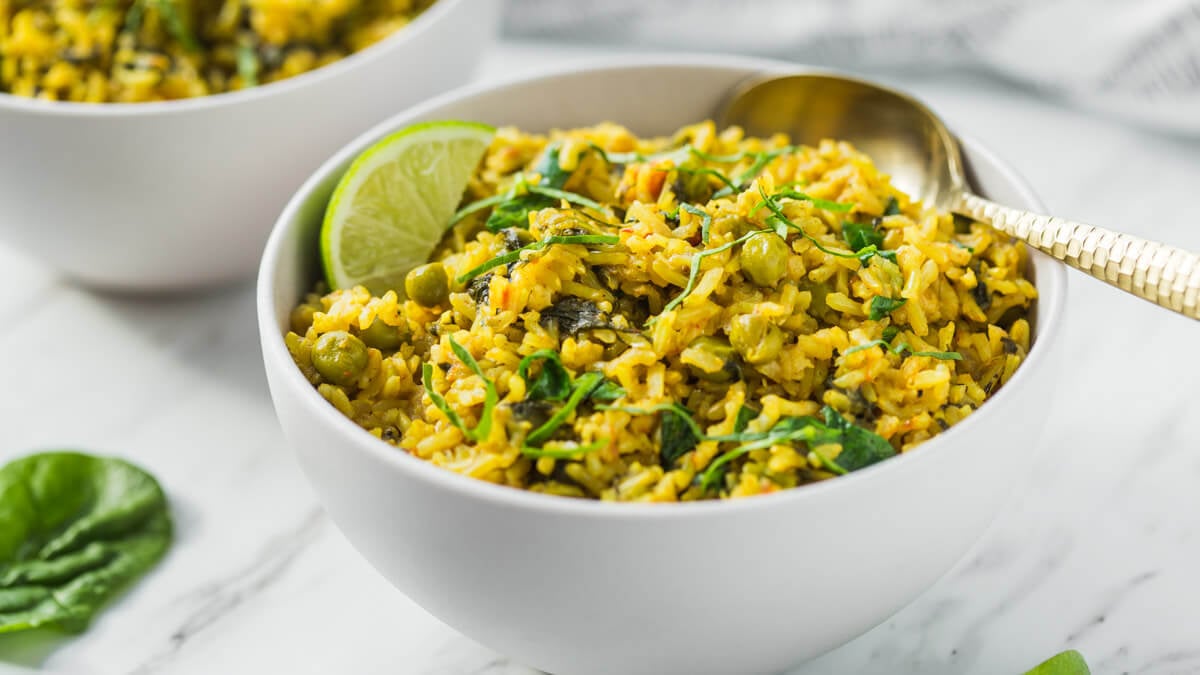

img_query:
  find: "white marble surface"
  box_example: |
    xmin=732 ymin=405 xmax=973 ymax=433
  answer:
xmin=2 ymin=41 xmax=1199 ymax=675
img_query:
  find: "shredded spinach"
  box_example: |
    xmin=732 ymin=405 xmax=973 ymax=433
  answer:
xmin=236 ymin=43 xmax=259 ymax=87
xmin=456 ymin=233 xmax=619 ymax=284
xmin=659 ymin=406 xmax=701 ymax=467
xmin=680 ymin=203 xmax=713 ymax=244
xmin=881 ymin=325 xmax=901 ymax=343
xmin=820 ymin=407 xmax=896 ymax=472
xmin=422 ymin=336 xmax=498 ymax=442
xmin=734 ymin=405 xmax=759 ymax=433
xmin=539 ymin=296 xmax=609 ymax=336
xmin=842 ymin=338 xmax=962 ymax=361
xmin=699 ymin=406 xmax=896 ymax=490
xmin=883 ymin=197 xmax=902 ymax=216
xmin=451 ymin=193 xmax=509 ymax=226
xmin=650 ymin=229 xmax=765 ymax=325
xmin=520 ymin=440 xmax=607 ymax=460
xmin=533 ymin=143 xmax=570 ymax=189
xmin=656 ymin=166 xmax=738 ymax=195
xmin=452 ymin=143 xmax=606 ymax=233
xmin=972 ymin=280 xmax=992 ymax=310
xmin=771 ymin=188 xmax=855 ymax=213
xmin=608 ymin=402 xmax=895 ymax=491
xmin=484 ymin=190 xmax=555 ymax=232
xmin=525 ymin=372 xmax=603 ymax=446
xmin=526 ymin=185 xmax=610 ymax=214
xmin=756 ymin=186 xmax=866 ymax=263
xmin=586 ymin=379 xmax=626 ymax=402
xmin=868 ymin=296 xmax=908 ymax=320
xmin=517 ymin=350 xmax=571 ymax=402
xmin=0 ymin=452 xmax=172 ymax=634
xmin=154 ymin=0 xmax=198 ymax=51
xmin=841 ymin=222 xmax=884 ymax=251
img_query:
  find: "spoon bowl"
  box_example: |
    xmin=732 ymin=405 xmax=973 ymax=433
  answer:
xmin=723 ymin=72 xmax=1200 ymax=319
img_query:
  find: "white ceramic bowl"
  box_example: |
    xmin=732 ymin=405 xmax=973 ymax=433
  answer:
xmin=0 ymin=0 xmax=497 ymax=292
xmin=258 ymin=57 xmax=1068 ymax=675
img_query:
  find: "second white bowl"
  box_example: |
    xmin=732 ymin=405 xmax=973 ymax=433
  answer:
xmin=0 ymin=0 xmax=497 ymax=291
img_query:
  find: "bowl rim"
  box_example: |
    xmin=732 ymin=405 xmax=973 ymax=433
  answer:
xmin=0 ymin=0 xmax=471 ymax=117
xmin=258 ymin=54 xmax=1068 ymax=520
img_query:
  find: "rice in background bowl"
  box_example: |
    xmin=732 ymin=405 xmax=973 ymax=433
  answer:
xmin=258 ymin=57 xmax=1067 ymax=675
xmin=0 ymin=0 xmax=496 ymax=291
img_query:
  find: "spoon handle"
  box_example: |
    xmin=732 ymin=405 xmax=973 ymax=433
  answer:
xmin=954 ymin=192 xmax=1200 ymax=320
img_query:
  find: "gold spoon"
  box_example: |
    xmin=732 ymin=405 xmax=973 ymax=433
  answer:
xmin=720 ymin=72 xmax=1200 ymax=320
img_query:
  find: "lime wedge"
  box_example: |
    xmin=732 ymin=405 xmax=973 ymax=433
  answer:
xmin=321 ymin=120 xmax=495 ymax=296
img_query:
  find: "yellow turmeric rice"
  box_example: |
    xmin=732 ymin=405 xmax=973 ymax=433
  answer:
xmin=285 ymin=121 xmax=1038 ymax=502
xmin=0 ymin=0 xmax=433 ymax=102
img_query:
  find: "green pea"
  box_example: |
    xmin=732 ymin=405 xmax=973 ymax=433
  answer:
xmin=289 ymin=302 xmax=320 ymax=334
xmin=728 ymin=314 xmax=785 ymax=364
xmin=359 ymin=318 xmax=407 ymax=350
xmin=686 ymin=335 xmax=739 ymax=383
xmin=311 ymin=330 xmax=369 ymax=386
xmin=713 ymin=213 xmax=755 ymax=238
xmin=739 ymin=232 xmax=790 ymax=287
xmin=405 ymin=262 xmax=449 ymax=307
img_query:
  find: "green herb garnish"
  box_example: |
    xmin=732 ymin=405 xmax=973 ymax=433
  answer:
xmin=517 ymin=349 xmax=571 ymax=402
xmin=680 ymin=203 xmax=713 ymax=244
xmin=650 ymin=229 xmax=764 ymax=325
xmin=533 ymin=143 xmax=571 ymax=188
xmin=881 ymin=325 xmax=901 ymax=343
xmin=820 ymin=407 xmax=897 ymax=471
xmin=607 ymin=403 xmax=895 ymax=492
xmin=236 ymin=43 xmax=259 ymax=87
xmin=154 ymin=0 xmax=199 ymax=51
xmin=586 ymin=378 xmax=626 ymax=402
xmin=659 ymin=406 xmax=701 ymax=467
xmin=599 ymin=403 xmax=708 ymax=441
xmin=868 ymin=296 xmax=907 ymax=320
xmin=734 ymin=405 xmax=759 ymax=432
xmin=883 ymin=197 xmax=902 ymax=216
xmin=456 ymin=233 xmax=620 ymax=284
xmin=525 ymin=372 xmax=604 ymax=446
xmin=0 ymin=452 xmax=172 ymax=634
xmin=842 ymin=338 xmax=962 ymax=361
xmin=422 ymin=336 xmax=498 ymax=442
xmin=521 ymin=440 xmax=607 ymax=460
xmin=526 ymin=185 xmax=610 ymax=214
xmin=450 ymin=193 xmax=509 ymax=226
xmin=841 ymin=222 xmax=884 ymax=251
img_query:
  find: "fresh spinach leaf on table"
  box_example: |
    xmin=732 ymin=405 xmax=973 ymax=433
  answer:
xmin=0 ymin=452 xmax=172 ymax=634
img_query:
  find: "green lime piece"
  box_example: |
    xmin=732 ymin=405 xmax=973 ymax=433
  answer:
xmin=321 ymin=120 xmax=495 ymax=296
xmin=1024 ymin=650 xmax=1091 ymax=675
